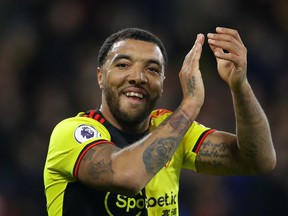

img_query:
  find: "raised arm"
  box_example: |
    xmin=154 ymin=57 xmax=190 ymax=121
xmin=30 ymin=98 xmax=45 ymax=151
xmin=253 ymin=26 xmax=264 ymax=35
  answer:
xmin=195 ymin=27 xmax=276 ymax=175
xmin=77 ymin=34 xmax=206 ymax=195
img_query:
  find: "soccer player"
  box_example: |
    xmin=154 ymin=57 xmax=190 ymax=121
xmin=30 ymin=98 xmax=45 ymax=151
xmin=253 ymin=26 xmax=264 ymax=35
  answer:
xmin=44 ymin=27 xmax=276 ymax=215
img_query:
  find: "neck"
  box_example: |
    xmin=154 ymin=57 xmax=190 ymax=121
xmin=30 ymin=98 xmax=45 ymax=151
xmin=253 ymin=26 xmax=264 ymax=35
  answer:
xmin=99 ymin=105 xmax=150 ymax=133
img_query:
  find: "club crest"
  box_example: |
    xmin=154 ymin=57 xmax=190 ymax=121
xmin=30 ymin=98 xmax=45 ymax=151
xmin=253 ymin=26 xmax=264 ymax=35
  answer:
xmin=74 ymin=124 xmax=101 ymax=143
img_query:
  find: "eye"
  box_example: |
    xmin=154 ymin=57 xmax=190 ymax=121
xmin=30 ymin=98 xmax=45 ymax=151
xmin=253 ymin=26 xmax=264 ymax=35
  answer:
xmin=147 ymin=66 xmax=157 ymax=72
xmin=146 ymin=66 xmax=163 ymax=76
xmin=116 ymin=63 xmax=130 ymax=69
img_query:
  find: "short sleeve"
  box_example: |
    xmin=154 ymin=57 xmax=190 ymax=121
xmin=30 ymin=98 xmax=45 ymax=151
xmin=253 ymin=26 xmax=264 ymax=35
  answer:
xmin=44 ymin=116 xmax=111 ymax=182
xmin=181 ymin=122 xmax=216 ymax=171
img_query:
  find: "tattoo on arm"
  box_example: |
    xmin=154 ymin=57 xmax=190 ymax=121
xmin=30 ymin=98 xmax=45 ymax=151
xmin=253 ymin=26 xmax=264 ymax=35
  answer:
xmin=83 ymin=148 xmax=95 ymax=160
xmin=240 ymin=140 xmax=258 ymax=160
xmin=143 ymin=137 xmax=178 ymax=175
xmin=197 ymin=140 xmax=230 ymax=169
xmin=169 ymin=111 xmax=191 ymax=133
xmin=143 ymin=111 xmax=191 ymax=174
xmin=187 ymin=76 xmax=196 ymax=97
xmin=83 ymin=147 xmax=113 ymax=180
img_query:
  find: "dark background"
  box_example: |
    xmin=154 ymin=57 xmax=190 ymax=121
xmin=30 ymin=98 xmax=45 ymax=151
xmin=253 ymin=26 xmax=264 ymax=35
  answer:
xmin=0 ymin=0 xmax=287 ymax=215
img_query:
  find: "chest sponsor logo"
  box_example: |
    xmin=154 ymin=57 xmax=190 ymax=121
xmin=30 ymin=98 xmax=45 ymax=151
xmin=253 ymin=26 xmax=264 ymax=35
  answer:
xmin=103 ymin=190 xmax=177 ymax=215
xmin=146 ymin=191 xmax=177 ymax=208
xmin=74 ymin=124 xmax=101 ymax=143
xmin=104 ymin=191 xmax=146 ymax=215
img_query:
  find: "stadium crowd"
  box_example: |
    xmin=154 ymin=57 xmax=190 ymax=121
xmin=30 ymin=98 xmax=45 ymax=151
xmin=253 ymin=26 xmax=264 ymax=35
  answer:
xmin=0 ymin=0 xmax=287 ymax=215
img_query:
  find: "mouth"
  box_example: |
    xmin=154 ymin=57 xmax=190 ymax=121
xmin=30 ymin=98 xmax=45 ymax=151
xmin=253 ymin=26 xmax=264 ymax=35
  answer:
xmin=124 ymin=91 xmax=145 ymax=99
xmin=122 ymin=88 xmax=147 ymax=103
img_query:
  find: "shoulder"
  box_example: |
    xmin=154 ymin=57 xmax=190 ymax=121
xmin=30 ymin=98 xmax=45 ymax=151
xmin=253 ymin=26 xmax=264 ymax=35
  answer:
xmin=150 ymin=109 xmax=172 ymax=118
xmin=149 ymin=109 xmax=172 ymax=130
xmin=51 ymin=112 xmax=111 ymax=144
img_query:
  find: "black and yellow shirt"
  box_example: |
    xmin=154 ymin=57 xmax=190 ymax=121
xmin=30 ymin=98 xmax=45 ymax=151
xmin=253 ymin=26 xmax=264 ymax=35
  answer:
xmin=44 ymin=109 xmax=215 ymax=215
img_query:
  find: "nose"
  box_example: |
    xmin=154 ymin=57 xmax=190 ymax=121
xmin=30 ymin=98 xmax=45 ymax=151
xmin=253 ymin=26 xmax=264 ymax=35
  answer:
xmin=128 ymin=67 xmax=147 ymax=84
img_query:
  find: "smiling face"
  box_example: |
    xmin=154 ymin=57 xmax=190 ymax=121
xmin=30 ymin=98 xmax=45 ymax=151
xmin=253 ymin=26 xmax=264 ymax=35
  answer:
xmin=98 ymin=39 xmax=165 ymax=132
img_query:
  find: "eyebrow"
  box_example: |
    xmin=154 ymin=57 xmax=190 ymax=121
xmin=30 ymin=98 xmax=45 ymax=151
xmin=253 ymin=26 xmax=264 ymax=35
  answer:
xmin=113 ymin=54 xmax=131 ymax=62
xmin=113 ymin=54 xmax=162 ymax=67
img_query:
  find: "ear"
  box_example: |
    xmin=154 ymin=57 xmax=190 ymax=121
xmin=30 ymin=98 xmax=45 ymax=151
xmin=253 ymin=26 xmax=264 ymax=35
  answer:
xmin=97 ymin=67 xmax=104 ymax=89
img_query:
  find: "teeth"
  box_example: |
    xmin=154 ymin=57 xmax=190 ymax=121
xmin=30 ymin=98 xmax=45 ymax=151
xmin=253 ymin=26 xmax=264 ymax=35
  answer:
xmin=125 ymin=92 xmax=144 ymax=98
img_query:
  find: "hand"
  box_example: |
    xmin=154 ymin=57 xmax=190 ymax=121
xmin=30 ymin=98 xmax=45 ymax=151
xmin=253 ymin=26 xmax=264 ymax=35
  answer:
xmin=207 ymin=27 xmax=248 ymax=91
xmin=179 ymin=33 xmax=205 ymax=107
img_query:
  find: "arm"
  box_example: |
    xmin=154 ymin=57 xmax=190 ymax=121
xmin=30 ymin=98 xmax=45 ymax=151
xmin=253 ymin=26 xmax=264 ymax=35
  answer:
xmin=77 ymin=34 xmax=206 ymax=196
xmin=195 ymin=27 xmax=276 ymax=175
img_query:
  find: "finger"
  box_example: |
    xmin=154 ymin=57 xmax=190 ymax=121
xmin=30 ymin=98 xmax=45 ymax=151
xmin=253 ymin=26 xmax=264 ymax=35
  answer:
xmin=207 ymin=33 xmax=242 ymax=51
xmin=215 ymin=27 xmax=244 ymax=45
xmin=207 ymin=40 xmax=222 ymax=54
xmin=209 ymin=42 xmax=241 ymax=63
xmin=207 ymin=27 xmax=245 ymax=55
xmin=207 ymin=31 xmax=247 ymax=61
xmin=196 ymin=33 xmax=205 ymax=46
xmin=210 ymin=45 xmax=246 ymax=70
xmin=182 ymin=34 xmax=204 ymax=71
xmin=207 ymin=37 xmax=240 ymax=56
xmin=192 ymin=34 xmax=205 ymax=62
xmin=207 ymin=39 xmax=245 ymax=66
xmin=207 ymin=32 xmax=244 ymax=54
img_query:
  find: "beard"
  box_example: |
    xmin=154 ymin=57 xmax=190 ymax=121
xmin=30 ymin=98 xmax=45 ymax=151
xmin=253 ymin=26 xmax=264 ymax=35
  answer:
xmin=103 ymin=85 xmax=159 ymax=126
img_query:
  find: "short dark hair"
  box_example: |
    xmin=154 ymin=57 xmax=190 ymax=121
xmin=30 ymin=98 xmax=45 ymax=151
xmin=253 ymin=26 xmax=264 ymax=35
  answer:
xmin=97 ymin=27 xmax=168 ymax=69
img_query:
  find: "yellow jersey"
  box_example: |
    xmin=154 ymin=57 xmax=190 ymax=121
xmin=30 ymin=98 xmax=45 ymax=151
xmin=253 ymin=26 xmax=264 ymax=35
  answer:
xmin=44 ymin=109 xmax=215 ymax=215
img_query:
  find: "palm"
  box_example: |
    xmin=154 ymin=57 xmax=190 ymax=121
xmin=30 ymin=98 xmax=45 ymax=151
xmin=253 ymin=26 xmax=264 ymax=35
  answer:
xmin=207 ymin=28 xmax=248 ymax=90
xmin=217 ymin=56 xmax=234 ymax=80
xmin=210 ymin=46 xmax=247 ymax=90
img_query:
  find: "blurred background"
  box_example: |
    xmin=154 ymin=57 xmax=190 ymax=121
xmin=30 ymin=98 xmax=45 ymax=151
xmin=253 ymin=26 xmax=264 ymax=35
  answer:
xmin=0 ymin=0 xmax=287 ymax=215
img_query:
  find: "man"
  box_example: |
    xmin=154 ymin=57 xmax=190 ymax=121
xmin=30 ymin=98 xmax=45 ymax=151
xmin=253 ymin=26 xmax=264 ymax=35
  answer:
xmin=44 ymin=27 xmax=276 ymax=215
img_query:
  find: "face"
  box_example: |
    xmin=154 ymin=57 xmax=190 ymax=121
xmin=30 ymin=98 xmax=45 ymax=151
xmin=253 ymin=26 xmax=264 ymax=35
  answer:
xmin=98 ymin=39 xmax=165 ymax=127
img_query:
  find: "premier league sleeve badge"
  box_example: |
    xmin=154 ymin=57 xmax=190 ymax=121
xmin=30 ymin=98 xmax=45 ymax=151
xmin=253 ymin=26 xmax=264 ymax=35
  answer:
xmin=74 ymin=124 xmax=101 ymax=143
